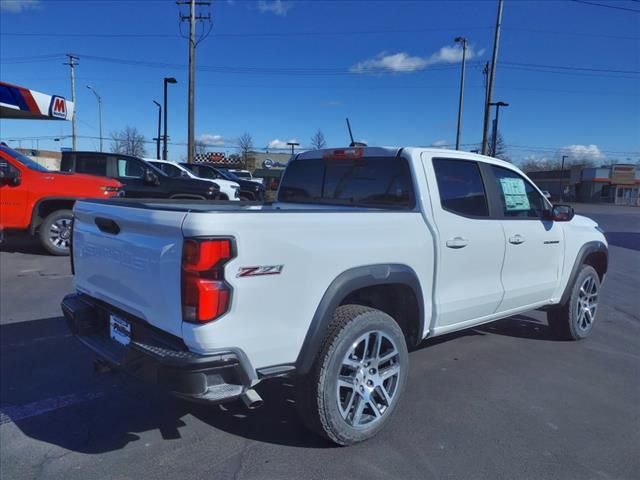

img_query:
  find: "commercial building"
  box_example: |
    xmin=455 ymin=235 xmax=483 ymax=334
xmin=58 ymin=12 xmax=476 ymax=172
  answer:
xmin=527 ymin=164 xmax=640 ymax=206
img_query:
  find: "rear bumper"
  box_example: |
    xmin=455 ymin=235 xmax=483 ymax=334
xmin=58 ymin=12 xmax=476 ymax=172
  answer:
xmin=61 ymin=293 xmax=255 ymax=404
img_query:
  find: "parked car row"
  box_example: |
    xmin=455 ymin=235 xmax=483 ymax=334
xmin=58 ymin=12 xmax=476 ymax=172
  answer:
xmin=0 ymin=145 xmax=266 ymax=255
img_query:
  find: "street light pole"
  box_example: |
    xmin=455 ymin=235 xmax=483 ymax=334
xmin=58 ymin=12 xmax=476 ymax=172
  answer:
xmin=287 ymin=141 xmax=300 ymax=157
xmin=489 ymin=101 xmax=508 ymax=157
xmin=163 ymin=77 xmax=177 ymax=160
xmin=153 ymin=101 xmax=162 ymax=160
xmin=454 ymin=36 xmax=467 ymax=151
xmin=86 ymin=85 xmax=103 ymax=151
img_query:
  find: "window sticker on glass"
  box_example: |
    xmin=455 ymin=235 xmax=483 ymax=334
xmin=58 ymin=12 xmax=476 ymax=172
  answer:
xmin=499 ymin=177 xmax=531 ymax=211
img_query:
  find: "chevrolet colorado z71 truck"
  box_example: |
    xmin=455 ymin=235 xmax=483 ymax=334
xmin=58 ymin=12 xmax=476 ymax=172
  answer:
xmin=0 ymin=145 xmax=122 ymax=255
xmin=62 ymin=147 xmax=608 ymax=445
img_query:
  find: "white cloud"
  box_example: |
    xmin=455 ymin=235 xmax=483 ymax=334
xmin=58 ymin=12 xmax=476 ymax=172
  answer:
xmin=558 ymin=144 xmax=605 ymax=162
xmin=257 ymin=0 xmax=293 ymax=16
xmin=197 ymin=134 xmax=226 ymax=146
xmin=350 ymin=44 xmax=484 ymax=74
xmin=431 ymin=140 xmax=450 ymax=148
xmin=267 ymin=138 xmax=298 ymax=149
xmin=0 ymin=0 xmax=40 ymax=13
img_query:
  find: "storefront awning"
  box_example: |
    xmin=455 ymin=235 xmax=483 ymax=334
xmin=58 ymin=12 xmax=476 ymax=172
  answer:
xmin=0 ymin=81 xmax=74 ymax=120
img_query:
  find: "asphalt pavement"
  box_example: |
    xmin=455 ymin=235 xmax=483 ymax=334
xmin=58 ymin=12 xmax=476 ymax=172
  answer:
xmin=1 ymin=204 xmax=638 ymax=480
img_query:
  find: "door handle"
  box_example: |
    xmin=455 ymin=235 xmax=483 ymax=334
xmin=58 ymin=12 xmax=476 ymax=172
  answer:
xmin=95 ymin=217 xmax=121 ymax=235
xmin=446 ymin=237 xmax=469 ymax=249
xmin=509 ymin=234 xmax=525 ymax=245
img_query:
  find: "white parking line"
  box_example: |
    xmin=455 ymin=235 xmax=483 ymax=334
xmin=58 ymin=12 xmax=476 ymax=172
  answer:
xmin=0 ymin=391 xmax=104 ymax=426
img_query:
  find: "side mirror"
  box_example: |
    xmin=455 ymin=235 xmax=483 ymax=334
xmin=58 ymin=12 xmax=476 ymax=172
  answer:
xmin=143 ymin=169 xmax=159 ymax=185
xmin=545 ymin=204 xmax=575 ymax=222
xmin=0 ymin=167 xmax=21 ymax=186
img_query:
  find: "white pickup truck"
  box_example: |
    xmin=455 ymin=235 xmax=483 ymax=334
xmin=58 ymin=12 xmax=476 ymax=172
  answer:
xmin=62 ymin=147 xmax=608 ymax=445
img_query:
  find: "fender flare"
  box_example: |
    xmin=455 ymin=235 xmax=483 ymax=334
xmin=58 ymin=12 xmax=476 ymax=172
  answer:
xmin=559 ymin=240 xmax=608 ymax=305
xmin=29 ymin=196 xmax=78 ymax=234
xmin=295 ymin=264 xmax=424 ymax=376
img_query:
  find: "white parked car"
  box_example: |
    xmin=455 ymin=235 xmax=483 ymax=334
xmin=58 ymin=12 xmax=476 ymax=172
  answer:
xmin=226 ymin=168 xmax=264 ymax=185
xmin=64 ymin=147 xmax=608 ymax=445
xmin=146 ymin=159 xmax=240 ymax=201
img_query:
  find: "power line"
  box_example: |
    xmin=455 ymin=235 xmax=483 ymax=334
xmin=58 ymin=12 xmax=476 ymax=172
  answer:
xmin=0 ymin=26 xmax=493 ymax=39
xmin=568 ymin=0 xmax=640 ymax=13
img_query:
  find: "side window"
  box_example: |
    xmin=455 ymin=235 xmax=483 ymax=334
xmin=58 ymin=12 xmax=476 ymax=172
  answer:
xmin=491 ymin=166 xmax=546 ymax=218
xmin=117 ymin=158 xmax=145 ymax=179
xmin=432 ymin=158 xmax=489 ymax=217
xmin=75 ymin=155 xmax=108 ymax=176
xmin=162 ymin=163 xmax=182 ymax=177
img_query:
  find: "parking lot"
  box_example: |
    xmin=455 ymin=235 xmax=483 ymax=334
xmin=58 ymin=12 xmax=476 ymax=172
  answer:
xmin=0 ymin=204 xmax=638 ymax=480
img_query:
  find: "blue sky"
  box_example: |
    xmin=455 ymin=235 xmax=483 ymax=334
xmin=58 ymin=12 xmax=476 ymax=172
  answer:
xmin=1 ymin=0 xmax=639 ymax=164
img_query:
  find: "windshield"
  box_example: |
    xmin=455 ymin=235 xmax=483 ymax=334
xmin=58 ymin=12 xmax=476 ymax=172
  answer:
xmin=232 ymin=171 xmax=251 ymax=179
xmin=216 ymin=168 xmax=241 ymax=181
xmin=0 ymin=146 xmax=50 ymax=172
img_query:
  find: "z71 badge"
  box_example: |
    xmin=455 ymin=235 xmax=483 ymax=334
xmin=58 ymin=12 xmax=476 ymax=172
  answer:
xmin=237 ymin=265 xmax=284 ymax=278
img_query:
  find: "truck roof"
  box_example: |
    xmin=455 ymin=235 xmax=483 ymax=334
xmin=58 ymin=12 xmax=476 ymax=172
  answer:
xmin=296 ymin=146 xmax=516 ymax=170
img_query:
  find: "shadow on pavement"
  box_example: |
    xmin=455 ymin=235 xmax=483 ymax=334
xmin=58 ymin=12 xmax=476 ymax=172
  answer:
xmin=0 ymin=233 xmax=49 ymax=255
xmin=476 ymin=314 xmax=561 ymax=341
xmin=605 ymin=232 xmax=640 ymax=251
xmin=1 ymin=312 xmax=558 ymax=453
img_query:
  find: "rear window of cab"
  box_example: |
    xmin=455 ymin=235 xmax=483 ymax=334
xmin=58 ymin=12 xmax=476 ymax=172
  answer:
xmin=278 ymin=157 xmax=415 ymax=210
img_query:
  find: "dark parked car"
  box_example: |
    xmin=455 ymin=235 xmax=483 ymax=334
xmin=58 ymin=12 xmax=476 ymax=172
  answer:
xmin=61 ymin=152 xmax=220 ymax=200
xmin=180 ymin=163 xmax=265 ymax=201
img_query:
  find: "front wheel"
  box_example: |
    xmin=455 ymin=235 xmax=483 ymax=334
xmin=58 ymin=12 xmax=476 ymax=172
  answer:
xmin=38 ymin=209 xmax=73 ymax=256
xmin=296 ymin=305 xmax=408 ymax=445
xmin=548 ymin=265 xmax=600 ymax=340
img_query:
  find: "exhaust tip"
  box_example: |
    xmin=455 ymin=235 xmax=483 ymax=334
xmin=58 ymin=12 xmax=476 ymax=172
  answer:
xmin=240 ymin=388 xmax=263 ymax=409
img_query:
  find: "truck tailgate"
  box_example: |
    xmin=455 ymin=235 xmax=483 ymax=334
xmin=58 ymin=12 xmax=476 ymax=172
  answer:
xmin=72 ymin=201 xmax=187 ymax=337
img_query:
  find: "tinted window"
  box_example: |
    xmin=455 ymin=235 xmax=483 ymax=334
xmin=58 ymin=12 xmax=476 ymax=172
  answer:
xmin=117 ymin=158 xmax=145 ymax=178
xmin=433 ymin=159 xmax=489 ymax=217
xmin=152 ymin=162 xmax=183 ymax=177
xmin=194 ymin=166 xmax=219 ymax=180
xmin=278 ymin=157 xmax=415 ymax=209
xmin=491 ymin=166 xmax=546 ymax=218
xmin=75 ymin=155 xmax=107 ymax=176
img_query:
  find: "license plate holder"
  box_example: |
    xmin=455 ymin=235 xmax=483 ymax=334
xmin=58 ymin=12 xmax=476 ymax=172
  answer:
xmin=109 ymin=314 xmax=131 ymax=347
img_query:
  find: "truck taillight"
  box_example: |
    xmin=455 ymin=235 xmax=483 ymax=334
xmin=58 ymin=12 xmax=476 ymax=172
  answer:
xmin=181 ymin=238 xmax=234 ymax=323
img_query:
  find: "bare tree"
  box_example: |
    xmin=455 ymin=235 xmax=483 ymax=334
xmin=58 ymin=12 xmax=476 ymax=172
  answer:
xmin=310 ymin=129 xmax=326 ymax=150
xmin=194 ymin=139 xmax=208 ymax=156
xmin=237 ymin=132 xmax=253 ymax=169
xmin=110 ymin=126 xmax=146 ymax=157
xmin=487 ymin=130 xmax=510 ymax=162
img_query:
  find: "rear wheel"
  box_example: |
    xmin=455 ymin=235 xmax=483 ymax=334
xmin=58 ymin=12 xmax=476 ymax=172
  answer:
xmin=296 ymin=305 xmax=408 ymax=445
xmin=38 ymin=209 xmax=73 ymax=256
xmin=548 ymin=265 xmax=600 ymax=340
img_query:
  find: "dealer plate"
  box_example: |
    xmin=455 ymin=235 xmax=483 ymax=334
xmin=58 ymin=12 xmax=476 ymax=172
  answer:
xmin=109 ymin=314 xmax=131 ymax=347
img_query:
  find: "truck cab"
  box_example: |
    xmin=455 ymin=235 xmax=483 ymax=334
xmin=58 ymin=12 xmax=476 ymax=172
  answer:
xmin=60 ymin=151 xmax=221 ymax=200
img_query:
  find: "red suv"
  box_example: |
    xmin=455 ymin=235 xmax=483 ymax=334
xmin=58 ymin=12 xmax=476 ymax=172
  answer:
xmin=0 ymin=145 xmax=122 ymax=255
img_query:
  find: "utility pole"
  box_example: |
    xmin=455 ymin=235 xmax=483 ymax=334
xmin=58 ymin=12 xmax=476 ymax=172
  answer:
xmin=153 ymin=100 xmax=162 ymax=159
xmin=178 ymin=0 xmax=212 ymax=163
xmin=482 ymin=0 xmax=504 ymax=155
xmin=64 ymin=54 xmax=79 ymax=150
xmin=454 ymin=37 xmax=467 ymax=151
xmin=86 ymin=85 xmax=103 ymax=151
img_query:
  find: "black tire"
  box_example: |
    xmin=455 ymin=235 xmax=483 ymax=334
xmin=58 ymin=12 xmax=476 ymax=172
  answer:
xmin=296 ymin=305 xmax=409 ymax=445
xmin=239 ymin=196 xmax=250 ymax=202
xmin=219 ymin=194 xmax=229 ymax=201
xmin=38 ymin=209 xmax=73 ymax=256
xmin=548 ymin=265 xmax=600 ymax=341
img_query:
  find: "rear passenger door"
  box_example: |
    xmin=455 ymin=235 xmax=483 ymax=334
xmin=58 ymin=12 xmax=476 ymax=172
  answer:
xmin=426 ymin=157 xmax=506 ymax=329
xmin=488 ymin=165 xmax=563 ymax=311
